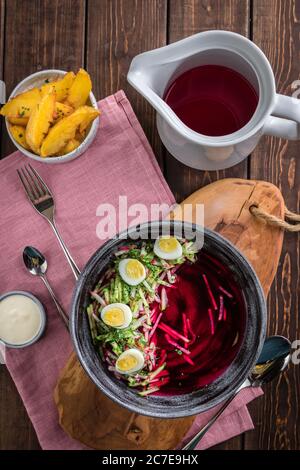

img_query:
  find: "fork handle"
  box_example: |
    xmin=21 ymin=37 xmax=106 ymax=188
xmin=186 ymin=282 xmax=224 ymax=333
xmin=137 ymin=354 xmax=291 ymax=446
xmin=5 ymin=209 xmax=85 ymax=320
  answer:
xmin=49 ymin=221 xmax=81 ymax=280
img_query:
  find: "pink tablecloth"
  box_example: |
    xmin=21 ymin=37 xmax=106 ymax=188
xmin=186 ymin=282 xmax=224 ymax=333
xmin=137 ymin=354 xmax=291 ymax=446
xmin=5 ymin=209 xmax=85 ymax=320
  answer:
xmin=0 ymin=90 xmax=261 ymax=450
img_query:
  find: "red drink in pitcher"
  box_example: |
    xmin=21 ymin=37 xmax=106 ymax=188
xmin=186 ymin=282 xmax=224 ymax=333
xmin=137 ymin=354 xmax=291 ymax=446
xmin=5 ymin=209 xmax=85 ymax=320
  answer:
xmin=164 ymin=64 xmax=258 ymax=137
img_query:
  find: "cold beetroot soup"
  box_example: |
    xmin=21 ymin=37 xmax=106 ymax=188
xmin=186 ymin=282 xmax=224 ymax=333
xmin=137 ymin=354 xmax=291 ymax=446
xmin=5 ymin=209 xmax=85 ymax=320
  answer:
xmin=87 ymin=236 xmax=246 ymax=398
xmin=155 ymin=250 xmax=246 ymax=395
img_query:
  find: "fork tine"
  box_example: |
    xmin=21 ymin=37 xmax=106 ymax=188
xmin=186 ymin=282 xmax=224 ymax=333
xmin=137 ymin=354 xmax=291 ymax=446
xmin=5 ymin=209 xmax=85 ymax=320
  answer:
xmin=24 ymin=165 xmax=44 ymax=198
xmin=27 ymin=163 xmax=51 ymax=197
xmin=17 ymin=169 xmax=35 ymax=202
xmin=23 ymin=166 xmax=40 ymax=199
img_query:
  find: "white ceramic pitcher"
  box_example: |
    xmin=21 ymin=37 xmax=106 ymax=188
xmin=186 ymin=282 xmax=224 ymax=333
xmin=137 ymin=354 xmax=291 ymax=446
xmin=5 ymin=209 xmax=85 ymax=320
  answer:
xmin=128 ymin=30 xmax=300 ymax=171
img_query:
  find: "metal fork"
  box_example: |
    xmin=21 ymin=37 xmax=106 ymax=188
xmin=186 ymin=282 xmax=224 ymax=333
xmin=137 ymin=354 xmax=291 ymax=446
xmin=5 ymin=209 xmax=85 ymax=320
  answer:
xmin=17 ymin=163 xmax=80 ymax=280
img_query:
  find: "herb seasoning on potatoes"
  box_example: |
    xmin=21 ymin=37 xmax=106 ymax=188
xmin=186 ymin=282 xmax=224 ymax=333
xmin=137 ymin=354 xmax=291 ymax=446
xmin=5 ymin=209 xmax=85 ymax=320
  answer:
xmin=0 ymin=68 xmax=100 ymax=158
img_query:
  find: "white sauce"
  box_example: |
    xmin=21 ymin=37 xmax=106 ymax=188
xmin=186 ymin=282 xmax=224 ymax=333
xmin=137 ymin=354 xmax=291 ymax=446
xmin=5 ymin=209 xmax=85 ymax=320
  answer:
xmin=0 ymin=295 xmax=42 ymax=345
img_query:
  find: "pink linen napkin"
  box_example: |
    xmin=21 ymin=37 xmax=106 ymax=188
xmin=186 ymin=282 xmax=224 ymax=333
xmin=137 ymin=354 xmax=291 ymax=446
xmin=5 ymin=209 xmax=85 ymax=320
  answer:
xmin=0 ymin=90 xmax=260 ymax=450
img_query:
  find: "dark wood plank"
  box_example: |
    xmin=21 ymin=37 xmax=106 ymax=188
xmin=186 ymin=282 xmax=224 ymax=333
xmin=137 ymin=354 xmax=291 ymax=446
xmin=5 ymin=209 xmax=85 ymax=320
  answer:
xmin=0 ymin=367 xmax=40 ymax=450
xmin=210 ymin=436 xmax=246 ymax=450
xmin=0 ymin=0 xmax=5 ymax=159
xmin=0 ymin=0 xmax=86 ymax=450
xmin=86 ymin=0 xmax=167 ymax=168
xmin=0 ymin=0 xmax=4 ymax=78
xmin=166 ymin=0 xmax=250 ymax=201
xmin=2 ymin=0 xmax=86 ymax=157
xmin=246 ymin=0 xmax=300 ymax=449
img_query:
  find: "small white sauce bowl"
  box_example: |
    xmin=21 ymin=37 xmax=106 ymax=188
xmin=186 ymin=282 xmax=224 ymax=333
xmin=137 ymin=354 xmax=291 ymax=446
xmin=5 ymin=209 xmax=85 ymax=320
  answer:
xmin=0 ymin=291 xmax=46 ymax=349
xmin=5 ymin=69 xmax=100 ymax=164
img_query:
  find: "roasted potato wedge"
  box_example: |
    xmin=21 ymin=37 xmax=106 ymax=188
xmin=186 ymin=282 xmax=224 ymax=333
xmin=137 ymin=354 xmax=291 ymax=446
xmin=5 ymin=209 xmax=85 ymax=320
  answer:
xmin=8 ymin=101 xmax=73 ymax=126
xmin=66 ymin=69 xmax=92 ymax=109
xmin=0 ymin=88 xmax=41 ymax=120
xmin=53 ymin=102 xmax=73 ymax=122
xmin=61 ymin=138 xmax=81 ymax=155
xmin=9 ymin=125 xmax=31 ymax=150
xmin=41 ymin=71 xmax=75 ymax=101
xmin=78 ymin=106 xmax=100 ymax=134
xmin=75 ymin=130 xmax=85 ymax=142
xmin=8 ymin=116 xmax=29 ymax=126
xmin=26 ymin=91 xmax=56 ymax=154
xmin=41 ymin=105 xmax=99 ymax=157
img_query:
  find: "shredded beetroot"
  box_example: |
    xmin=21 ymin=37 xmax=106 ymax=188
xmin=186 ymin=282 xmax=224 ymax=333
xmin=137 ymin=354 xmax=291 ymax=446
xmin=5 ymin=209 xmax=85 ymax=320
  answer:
xmin=149 ymin=312 xmax=163 ymax=340
xmin=183 ymin=354 xmax=195 ymax=366
xmin=165 ymin=334 xmax=191 ymax=355
xmin=208 ymin=308 xmax=215 ymax=335
xmin=150 ymin=303 xmax=159 ymax=316
xmin=158 ymin=322 xmax=190 ymax=343
xmin=218 ymin=285 xmax=233 ymax=299
xmin=119 ymin=245 xmax=130 ymax=251
xmin=202 ymin=274 xmax=218 ymax=310
xmin=186 ymin=318 xmax=196 ymax=344
xmin=156 ymin=376 xmax=170 ymax=388
xmin=157 ymin=349 xmax=167 ymax=367
xmin=218 ymin=295 xmax=224 ymax=321
xmin=223 ymin=306 xmax=227 ymax=321
xmin=182 ymin=313 xmax=189 ymax=348
xmin=156 ymin=369 xmax=170 ymax=379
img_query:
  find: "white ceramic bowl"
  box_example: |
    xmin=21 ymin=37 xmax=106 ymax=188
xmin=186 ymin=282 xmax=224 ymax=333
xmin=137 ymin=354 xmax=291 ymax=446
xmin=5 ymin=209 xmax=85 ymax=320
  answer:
xmin=0 ymin=291 xmax=46 ymax=348
xmin=5 ymin=69 xmax=100 ymax=164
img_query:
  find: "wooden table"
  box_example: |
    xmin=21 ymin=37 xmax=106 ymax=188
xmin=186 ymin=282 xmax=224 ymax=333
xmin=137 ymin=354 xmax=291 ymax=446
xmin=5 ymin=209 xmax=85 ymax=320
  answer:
xmin=0 ymin=0 xmax=299 ymax=450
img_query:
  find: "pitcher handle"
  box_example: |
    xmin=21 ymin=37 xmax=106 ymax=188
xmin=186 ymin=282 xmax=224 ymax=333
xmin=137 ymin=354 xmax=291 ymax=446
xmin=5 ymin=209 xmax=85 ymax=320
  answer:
xmin=263 ymin=93 xmax=300 ymax=140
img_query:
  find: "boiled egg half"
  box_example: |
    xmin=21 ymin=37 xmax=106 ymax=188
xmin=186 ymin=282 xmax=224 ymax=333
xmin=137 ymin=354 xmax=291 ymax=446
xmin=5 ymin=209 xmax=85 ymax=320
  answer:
xmin=118 ymin=258 xmax=146 ymax=286
xmin=154 ymin=236 xmax=182 ymax=260
xmin=101 ymin=303 xmax=132 ymax=329
xmin=115 ymin=348 xmax=145 ymax=375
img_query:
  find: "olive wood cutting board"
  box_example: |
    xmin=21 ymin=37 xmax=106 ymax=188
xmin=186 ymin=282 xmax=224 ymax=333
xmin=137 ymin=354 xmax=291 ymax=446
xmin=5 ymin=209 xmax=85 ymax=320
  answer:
xmin=54 ymin=178 xmax=284 ymax=450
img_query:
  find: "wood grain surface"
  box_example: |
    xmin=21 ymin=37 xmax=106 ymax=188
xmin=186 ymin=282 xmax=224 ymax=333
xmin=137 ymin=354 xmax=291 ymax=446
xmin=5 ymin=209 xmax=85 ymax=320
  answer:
xmin=246 ymin=0 xmax=300 ymax=450
xmin=0 ymin=0 xmax=299 ymax=450
xmin=86 ymin=0 xmax=167 ymax=168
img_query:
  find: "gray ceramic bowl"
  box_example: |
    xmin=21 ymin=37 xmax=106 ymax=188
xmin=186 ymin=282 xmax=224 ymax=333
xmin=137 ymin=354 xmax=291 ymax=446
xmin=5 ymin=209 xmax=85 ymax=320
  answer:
xmin=0 ymin=291 xmax=46 ymax=348
xmin=70 ymin=221 xmax=267 ymax=418
xmin=5 ymin=69 xmax=99 ymax=164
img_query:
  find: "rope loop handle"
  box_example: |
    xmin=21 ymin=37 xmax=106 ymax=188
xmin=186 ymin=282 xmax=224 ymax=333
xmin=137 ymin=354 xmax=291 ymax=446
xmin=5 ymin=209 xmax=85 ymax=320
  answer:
xmin=249 ymin=204 xmax=300 ymax=232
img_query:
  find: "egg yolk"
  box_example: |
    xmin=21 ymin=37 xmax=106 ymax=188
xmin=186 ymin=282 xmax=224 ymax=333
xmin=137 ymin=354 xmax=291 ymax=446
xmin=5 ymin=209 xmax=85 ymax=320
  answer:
xmin=158 ymin=237 xmax=179 ymax=253
xmin=125 ymin=259 xmax=145 ymax=279
xmin=117 ymin=354 xmax=138 ymax=371
xmin=103 ymin=307 xmax=125 ymax=327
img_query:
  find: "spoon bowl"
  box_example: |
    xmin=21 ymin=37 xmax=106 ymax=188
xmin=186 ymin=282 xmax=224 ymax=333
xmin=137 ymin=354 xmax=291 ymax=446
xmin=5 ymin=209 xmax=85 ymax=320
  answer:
xmin=251 ymin=335 xmax=291 ymax=386
xmin=23 ymin=246 xmax=69 ymax=328
xmin=23 ymin=246 xmax=48 ymax=276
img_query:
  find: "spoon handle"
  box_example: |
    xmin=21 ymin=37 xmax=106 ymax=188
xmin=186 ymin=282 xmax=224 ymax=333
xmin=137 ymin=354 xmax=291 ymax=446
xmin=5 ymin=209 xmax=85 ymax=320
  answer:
xmin=41 ymin=275 xmax=69 ymax=329
xmin=49 ymin=221 xmax=81 ymax=280
xmin=181 ymin=380 xmax=250 ymax=450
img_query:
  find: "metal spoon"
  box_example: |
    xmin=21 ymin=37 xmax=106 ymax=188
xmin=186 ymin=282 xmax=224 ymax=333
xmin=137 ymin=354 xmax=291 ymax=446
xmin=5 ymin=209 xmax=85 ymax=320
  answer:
xmin=23 ymin=246 xmax=69 ymax=329
xmin=182 ymin=335 xmax=291 ymax=450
